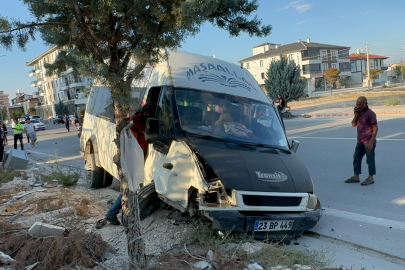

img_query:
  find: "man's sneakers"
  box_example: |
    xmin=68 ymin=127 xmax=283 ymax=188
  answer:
xmin=95 ymin=217 xmax=120 ymax=229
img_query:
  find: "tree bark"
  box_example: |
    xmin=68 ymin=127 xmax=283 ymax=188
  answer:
xmin=113 ymin=101 xmax=147 ymax=270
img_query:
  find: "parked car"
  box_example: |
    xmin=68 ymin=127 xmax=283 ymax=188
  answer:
xmin=30 ymin=115 xmax=42 ymax=122
xmin=53 ymin=116 xmax=64 ymax=124
xmin=31 ymin=120 xmax=46 ymax=131
xmin=81 ymin=50 xmax=322 ymax=240
xmin=68 ymin=115 xmax=78 ymax=124
xmin=18 ymin=118 xmax=26 ymax=124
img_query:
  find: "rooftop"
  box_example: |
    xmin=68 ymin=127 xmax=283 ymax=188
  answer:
xmin=239 ymin=41 xmax=350 ymax=62
xmin=349 ymin=53 xmax=389 ymax=60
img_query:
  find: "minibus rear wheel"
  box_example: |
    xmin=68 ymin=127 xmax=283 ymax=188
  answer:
xmin=84 ymin=146 xmax=102 ymax=189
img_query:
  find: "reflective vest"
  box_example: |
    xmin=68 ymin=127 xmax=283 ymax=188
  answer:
xmin=13 ymin=123 xmax=24 ymax=134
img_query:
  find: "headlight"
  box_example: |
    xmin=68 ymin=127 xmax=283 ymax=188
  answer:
xmin=307 ymin=194 xmax=319 ymax=210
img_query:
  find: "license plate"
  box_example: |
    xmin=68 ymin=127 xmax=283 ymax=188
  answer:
xmin=254 ymin=220 xmax=294 ymax=231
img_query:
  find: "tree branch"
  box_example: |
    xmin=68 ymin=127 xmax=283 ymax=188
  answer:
xmin=0 ymin=22 xmax=70 ymax=34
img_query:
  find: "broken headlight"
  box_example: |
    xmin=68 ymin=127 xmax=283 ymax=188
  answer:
xmin=198 ymin=180 xmax=237 ymax=206
xmin=307 ymin=194 xmax=320 ymax=211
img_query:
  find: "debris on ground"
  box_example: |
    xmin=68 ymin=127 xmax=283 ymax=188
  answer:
xmin=28 ymin=222 xmax=67 ymax=237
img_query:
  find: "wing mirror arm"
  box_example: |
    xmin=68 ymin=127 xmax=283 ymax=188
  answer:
xmin=291 ymin=140 xmax=300 ymax=153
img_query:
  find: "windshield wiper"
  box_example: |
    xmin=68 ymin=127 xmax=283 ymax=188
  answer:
xmin=184 ymin=131 xmax=257 ymax=149
xmin=237 ymin=142 xmax=291 ymax=154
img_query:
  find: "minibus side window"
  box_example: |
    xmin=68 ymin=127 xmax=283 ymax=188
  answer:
xmin=156 ymin=87 xmax=172 ymax=145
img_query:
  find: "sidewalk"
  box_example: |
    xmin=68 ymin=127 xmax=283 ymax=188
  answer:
xmin=294 ymin=105 xmax=405 ymax=117
xmin=308 ymin=83 xmax=405 ymax=98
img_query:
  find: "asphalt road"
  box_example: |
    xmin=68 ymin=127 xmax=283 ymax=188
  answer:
xmin=284 ymin=115 xmax=405 ymax=269
xmin=4 ymin=121 xmax=83 ymax=168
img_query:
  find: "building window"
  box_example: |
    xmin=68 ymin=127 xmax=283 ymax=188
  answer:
xmin=323 ymin=64 xmax=328 ymax=71
xmin=260 ymin=60 xmax=263 ymax=67
xmin=261 ymin=73 xmax=265 ymax=79
xmin=246 ymin=63 xmax=250 ymax=69
xmin=288 ymin=54 xmax=293 ymax=61
xmin=332 ymin=64 xmax=337 ymax=69
xmin=374 ymin=59 xmax=378 ymax=68
xmin=351 ymin=62 xmax=357 ymax=72
xmin=339 ymin=62 xmax=351 ymax=72
xmin=321 ymin=51 xmax=327 ymax=58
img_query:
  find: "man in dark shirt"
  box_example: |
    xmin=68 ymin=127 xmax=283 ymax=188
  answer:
xmin=277 ymin=94 xmax=286 ymax=112
xmin=345 ymin=96 xmax=378 ymax=185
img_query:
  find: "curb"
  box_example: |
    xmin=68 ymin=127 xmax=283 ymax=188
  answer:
xmin=294 ymin=111 xmax=405 ymax=118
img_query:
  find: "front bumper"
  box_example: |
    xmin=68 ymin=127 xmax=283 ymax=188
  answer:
xmin=203 ymin=209 xmax=322 ymax=240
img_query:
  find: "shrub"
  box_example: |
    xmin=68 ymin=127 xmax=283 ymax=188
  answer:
xmin=41 ymin=168 xmax=81 ymax=187
xmin=0 ymin=167 xmax=15 ymax=184
xmin=384 ymin=96 xmax=402 ymax=106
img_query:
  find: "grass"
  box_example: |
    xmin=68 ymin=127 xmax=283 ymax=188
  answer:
xmin=0 ymin=167 xmax=15 ymax=184
xmin=41 ymin=167 xmax=81 ymax=187
xmin=384 ymin=96 xmax=402 ymax=106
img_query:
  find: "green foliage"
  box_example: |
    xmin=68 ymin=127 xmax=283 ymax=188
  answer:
xmin=394 ymin=65 xmax=405 ymax=77
xmin=1 ymin=107 xmax=7 ymax=120
xmin=10 ymin=108 xmax=24 ymax=120
xmin=0 ymin=167 xmax=15 ymax=184
xmin=264 ymin=54 xmax=306 ymax=102
xmin=41 ymin=168 xmax=81 ymax=187
xmin=54 ymin=100 xmax=69 ymax=116
xmin=384 ymin=96 xmax=402 ymax=106
xmin=28 ymin=107 xmax=36 ymax=115
xmin=364 ymin=69 xmax=382 ymax=80
xmin=0 ymin=0 xmax=271 ymax=119
xmin=323 ymin=68 xmax=341 ymax=85
xmin=337 ymin=76 xmax=348 ymax=87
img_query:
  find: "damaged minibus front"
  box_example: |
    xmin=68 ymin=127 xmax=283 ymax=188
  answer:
xmin=140 ymin=51 xmax=321 ymax=240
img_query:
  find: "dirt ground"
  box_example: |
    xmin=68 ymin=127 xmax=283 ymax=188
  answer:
xmin=289 ymin=90 xmax=405 ymax=111
xmin=0 ymin=158 xmax=338 ymax=270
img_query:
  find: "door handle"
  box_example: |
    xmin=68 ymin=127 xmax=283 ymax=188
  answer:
xmin=163 ymin=163 xmax=173 ymax=170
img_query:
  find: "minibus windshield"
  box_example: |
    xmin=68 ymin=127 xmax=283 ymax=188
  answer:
xmin=174 ymin=88 xmax=288 ymax=148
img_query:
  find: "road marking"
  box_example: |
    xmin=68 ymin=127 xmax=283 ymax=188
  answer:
xmin=290 ymin=136 xmax=405 ymax=141
xmin=324 ymin=208 xmax=405 ymax=231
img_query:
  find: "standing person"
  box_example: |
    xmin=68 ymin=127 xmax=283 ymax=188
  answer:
xmin=0 ymin=121 xmax=7 ymax=146
xmin=95 ymin=103 xmax=155 ymax=229
xmin=345 ymin=96 xmax=378 ymax=186
xmin=23 ymin=118 xmax=37 ymax=148
xmin=276 ymin=94 xmax=286 ymax=112
xmin=63 ymin=114 xmax=70 ymax=132
xmin=12 ymin=118 xmax=24 ymax=150
xmin=0 ymin=127 xmax=4 ymax=163
xmin=77 ymin=110 xmax=85 ymax=138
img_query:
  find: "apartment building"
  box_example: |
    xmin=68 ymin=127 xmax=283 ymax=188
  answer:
xmin=26 ymin=46 xmax=91 ymax=119
xmin=8 ymin=90 xmax=40 ymax=117
xmin=238 ymin=38 xmax=351 ymax=93
xmin=0 ymin=90 xmax=10 ymax=107
xmin=349 ymin=51 xmax=389 ymax=86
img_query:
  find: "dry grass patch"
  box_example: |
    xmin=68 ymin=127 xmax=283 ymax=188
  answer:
xmin=0 ymin=221 xmax=113 ymax=270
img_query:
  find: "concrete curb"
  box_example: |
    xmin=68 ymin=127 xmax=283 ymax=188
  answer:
xmin=294 ymin=111 xmax=405 ymax=118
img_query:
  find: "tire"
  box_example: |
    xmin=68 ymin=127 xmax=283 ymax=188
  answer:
xmin=283 ymin=112 xmax=292 ymax=119
xmin=138 ymin=183 xmax=161 ymax=220
xmin=84 ymin=152 xmax=103 ymax=189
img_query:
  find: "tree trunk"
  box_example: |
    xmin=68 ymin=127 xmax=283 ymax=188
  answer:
xmin=113 ymin=101 xmax=147 ymax=270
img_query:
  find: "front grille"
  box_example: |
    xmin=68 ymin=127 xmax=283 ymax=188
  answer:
xmin=242 ymin=195 xmax=302 ymax=207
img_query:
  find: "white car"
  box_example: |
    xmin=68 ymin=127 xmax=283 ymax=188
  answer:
xmin=31 ymin=120 xmax=46 ymax=131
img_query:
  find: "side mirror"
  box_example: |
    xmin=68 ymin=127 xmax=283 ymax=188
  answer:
xmin=291 ymin=140 xmax=300 ymax=153
xmin=145 ymin=118 xmax=161 ymax=144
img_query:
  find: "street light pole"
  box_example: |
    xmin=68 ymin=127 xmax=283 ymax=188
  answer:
xmin=0 ymin=55 xmax=5 ymax=122
xmin=365 ymin=44 xmax=371 ymax=90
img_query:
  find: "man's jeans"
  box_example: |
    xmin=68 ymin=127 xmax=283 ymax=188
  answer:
xmin=105 ymin=194 xmax=122 ymax=220
xmin=14 ymin=134 xmax=24 ymax=150
xmin=353 ymin=141 xmax=376 ymax=176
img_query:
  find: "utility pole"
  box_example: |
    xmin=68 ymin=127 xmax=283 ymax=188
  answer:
xmin=366 ymin=44 xmax=371 ymax=90
xmin=0 ymin=55 xmax=5 ymax=122
xmin=401 ymin=58 xmax=404 ymax=85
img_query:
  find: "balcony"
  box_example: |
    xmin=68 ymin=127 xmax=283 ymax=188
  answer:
xmin=31 ymin=81 xmax=38 ymax=87
xmin=29 ymin=69 xmax=36 ymax=77
xmin=321 ymin=57 xmax=328 ymax=63
xmin=340 ymin=68 xmax=351 ymax=72
xmin=33 ymin=91 xmax=39 ymax=96
xmin=331 ymin=56 xmax=337 ymax=62
xmin=303 ymin=70 xmax=322 ymax=75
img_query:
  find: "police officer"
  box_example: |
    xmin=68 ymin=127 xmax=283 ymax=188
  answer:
xmin=12 ymin=118 xmax=24 ymax=150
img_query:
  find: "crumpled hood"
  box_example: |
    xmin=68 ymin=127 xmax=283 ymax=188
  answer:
xmin=187 ymin=138 xmax=313 ymax=193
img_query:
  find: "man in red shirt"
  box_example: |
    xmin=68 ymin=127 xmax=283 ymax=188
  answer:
xmin=345 ymin=96 xmax=378 ymax=185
